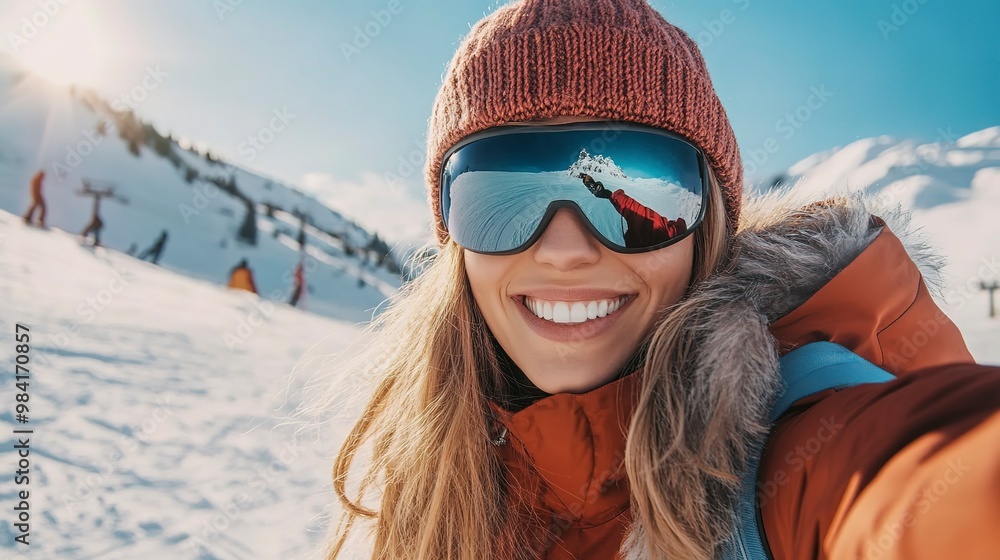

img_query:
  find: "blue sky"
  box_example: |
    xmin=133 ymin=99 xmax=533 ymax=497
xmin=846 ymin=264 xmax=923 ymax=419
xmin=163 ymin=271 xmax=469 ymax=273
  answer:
xmin=2 ymin=0 xmax=997 ymax=243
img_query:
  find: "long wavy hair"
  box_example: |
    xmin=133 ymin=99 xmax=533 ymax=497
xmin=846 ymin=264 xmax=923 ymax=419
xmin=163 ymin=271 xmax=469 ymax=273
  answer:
xmin=320 ymin=169 xmax=733 ymax=559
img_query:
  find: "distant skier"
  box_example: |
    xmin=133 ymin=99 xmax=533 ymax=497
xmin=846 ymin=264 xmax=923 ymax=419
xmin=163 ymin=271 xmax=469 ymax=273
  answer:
xmin=137 ymin=230 xmax=169 ymax=264
xmin=227 ymin=258 xmax=258 ymax=294
xmin=297 ymin=214 xmax=307 ymax=250
xmin=77 ymin=180 xmax=116 ymax=247
xmin=289 ymin=259 xmax=305 ymax=307
xmin=578 ymin=172 xmax=687 ymax=248
xmin=22 ymin=170 xmax=47 ymax=228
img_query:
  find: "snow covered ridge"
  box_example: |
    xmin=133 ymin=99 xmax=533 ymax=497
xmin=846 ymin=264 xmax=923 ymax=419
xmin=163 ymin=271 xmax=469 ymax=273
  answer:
xmin=567 ymin=148 xmax=629 ymax=180
xmin=774 ymin=126 xmax=1000 ymax=211
xmin=0 ymin=56 xmax=406 ymax=324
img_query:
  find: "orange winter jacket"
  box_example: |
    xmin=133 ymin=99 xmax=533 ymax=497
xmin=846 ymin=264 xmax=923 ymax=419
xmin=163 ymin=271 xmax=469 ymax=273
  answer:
xmin=29 ymin=171 xmax=44 ymax=200
xmin=486 ymin=209 xmax=998 ymax=559
xmin=228 ymin=267 xmax=258 ymax=294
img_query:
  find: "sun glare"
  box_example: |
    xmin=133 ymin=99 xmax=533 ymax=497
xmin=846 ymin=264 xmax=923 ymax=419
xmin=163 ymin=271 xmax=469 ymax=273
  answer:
xmin=7 ymin=4 xmax=114 ymax=90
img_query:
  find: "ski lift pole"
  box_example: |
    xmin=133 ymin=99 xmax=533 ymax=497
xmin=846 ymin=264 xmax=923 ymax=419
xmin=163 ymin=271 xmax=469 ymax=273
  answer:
xmin=981 ymin=280 xmax=999 ymax=318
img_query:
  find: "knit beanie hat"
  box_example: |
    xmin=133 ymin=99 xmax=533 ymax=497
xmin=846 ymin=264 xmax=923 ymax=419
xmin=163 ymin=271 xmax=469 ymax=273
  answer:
xmin=424 ymin=0 xmax=743 ymax=247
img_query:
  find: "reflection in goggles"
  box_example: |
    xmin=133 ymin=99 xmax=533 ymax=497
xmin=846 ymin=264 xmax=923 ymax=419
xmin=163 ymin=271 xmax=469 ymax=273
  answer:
xmin=448 ymin=148 xmax=699 ymax=252
xmin=576 ymin=172 xmax=688 ymax=248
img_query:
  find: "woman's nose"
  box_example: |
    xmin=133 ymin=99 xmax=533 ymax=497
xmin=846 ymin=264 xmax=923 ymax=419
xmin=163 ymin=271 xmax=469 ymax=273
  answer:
xmin=531 ymin=207 xmax=602 ymax=269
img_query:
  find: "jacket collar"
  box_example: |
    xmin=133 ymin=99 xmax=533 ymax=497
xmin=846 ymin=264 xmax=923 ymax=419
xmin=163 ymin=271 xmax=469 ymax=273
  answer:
xmin=487 ymin=367 xmax=642 ymax=527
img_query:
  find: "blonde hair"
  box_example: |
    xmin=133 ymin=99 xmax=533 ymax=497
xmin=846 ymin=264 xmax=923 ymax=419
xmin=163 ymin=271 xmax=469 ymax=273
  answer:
xmin=620 ymin=172 xmax=739 ymax=559
xmin=322 ymin=170 xmax=733 ymax=559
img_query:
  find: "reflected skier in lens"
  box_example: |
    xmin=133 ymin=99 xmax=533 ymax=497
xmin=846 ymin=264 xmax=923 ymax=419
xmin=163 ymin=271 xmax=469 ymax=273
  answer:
xmin=578 ymin=172 xmax=687 ymax=248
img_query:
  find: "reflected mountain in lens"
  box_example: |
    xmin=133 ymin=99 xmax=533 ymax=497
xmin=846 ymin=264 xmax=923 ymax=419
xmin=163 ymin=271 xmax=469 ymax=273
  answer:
xmin=567 ymin=148 xmax=629 ymax=180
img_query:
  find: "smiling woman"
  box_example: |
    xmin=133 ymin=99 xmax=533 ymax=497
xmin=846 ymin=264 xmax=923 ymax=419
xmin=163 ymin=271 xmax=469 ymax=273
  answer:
xmin=5 ymin=3 xmax=115 ymax=89
xmin=320 ymin=1 xmax=1000 ymax=559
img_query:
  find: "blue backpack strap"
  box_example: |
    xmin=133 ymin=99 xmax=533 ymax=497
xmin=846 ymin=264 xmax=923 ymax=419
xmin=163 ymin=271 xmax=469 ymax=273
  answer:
xmin=767 ymin=341 xmax=897 ymax=423
xmin=726 ymin=342 xmax=896 ymax=559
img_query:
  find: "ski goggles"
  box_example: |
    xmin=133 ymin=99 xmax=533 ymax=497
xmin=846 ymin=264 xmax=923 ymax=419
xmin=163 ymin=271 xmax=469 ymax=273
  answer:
xmin=439 ymin=121 xmax=710 ymax=255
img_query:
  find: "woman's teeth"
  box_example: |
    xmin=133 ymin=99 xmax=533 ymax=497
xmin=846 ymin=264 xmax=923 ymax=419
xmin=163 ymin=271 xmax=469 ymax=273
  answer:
xmin=523 ymin=295 xmax=630 ymax=324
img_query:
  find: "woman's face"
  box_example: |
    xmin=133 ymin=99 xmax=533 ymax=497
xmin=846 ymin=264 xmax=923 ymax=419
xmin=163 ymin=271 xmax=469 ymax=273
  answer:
xmin=464 ymin=116 xmax=695 ymax=394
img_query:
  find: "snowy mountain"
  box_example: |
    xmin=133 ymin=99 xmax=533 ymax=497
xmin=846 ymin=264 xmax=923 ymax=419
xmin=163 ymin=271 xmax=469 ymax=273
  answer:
xmin=567 ymin=148 xmax=628 ymax=180
xmin=778 ymin=126 xmax=1000 ymax=212
xmin=0 ymin=55 xmax=405 ymax=325
xmin=773 ymin=126 xmax=1000 ymax=364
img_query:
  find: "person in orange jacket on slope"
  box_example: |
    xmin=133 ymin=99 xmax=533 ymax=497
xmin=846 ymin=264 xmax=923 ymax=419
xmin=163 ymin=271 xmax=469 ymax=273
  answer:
xmin=22 ymin=170 xmax=47 ymax=227
xmin=227 ymin=258 xmax=258 ymax=294
xmin=319 ymin=1 xmax=1000 ymax=559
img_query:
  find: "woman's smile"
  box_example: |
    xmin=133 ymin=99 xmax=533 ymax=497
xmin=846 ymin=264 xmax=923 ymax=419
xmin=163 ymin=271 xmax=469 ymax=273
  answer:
xmin=520 ymin=294 xmax=633 ymax=323
xmin=512 ymin=285 xmax=637 ymax=324
xmin=511 ymin=292 xmax=638 ymax=343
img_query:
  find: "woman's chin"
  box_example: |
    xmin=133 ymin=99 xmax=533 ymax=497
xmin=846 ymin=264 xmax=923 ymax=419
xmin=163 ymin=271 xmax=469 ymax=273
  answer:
xmin=521 ymin=362 xmax=619 ymax=395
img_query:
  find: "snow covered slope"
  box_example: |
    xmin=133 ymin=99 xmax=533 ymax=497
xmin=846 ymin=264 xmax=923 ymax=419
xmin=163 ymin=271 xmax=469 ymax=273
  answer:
xmin=777 ymin=126 xmax=1000 ymax=363
xmin=0 ymin=210 xmax=374 ymax=559
xmin=0 ymin=55 xmax=402 ymax=325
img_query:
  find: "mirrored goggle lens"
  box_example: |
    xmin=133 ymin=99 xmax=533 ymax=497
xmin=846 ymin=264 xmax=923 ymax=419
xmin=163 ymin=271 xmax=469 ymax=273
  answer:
xmin=440 ymin=123 xmax=707 ymax=254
